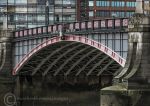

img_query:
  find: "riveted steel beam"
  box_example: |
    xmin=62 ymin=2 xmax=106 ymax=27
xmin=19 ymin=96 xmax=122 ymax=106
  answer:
xmin=31 ymin=42 xmax=77 ymax=75
xmin=64 ymin=49 xmax=97 ymax=76
xmin=113 ymin=67 xmax=123 ymax=76
xmin=86 ymin=55 xmax=109 ymax=76
xmin=43 ymin=43 xmax=86 ymax=76
xmin=97 ymin=60 xmax=114 ymax=76
xmin=53 ymin=46 xmax=91 ymax=76
xmin=76 ymin=52 xmax=103 ymax=76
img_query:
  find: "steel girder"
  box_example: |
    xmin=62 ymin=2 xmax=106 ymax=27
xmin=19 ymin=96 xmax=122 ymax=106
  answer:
xmin=31 ymin=42 xmax=76 ymax=75
xmin=75 ymin=52 xmax=103 ymax=76
xmin=86 ymin=56 xmax=109 ymax=76
xmin=64 ymin=49 xmax=97 ymax=76
xmin=52 ymin=46 xmax=92 ymax=76
xmin=42 ymin=43 xmax=86 ymax=76
xmin=18 ymin=41 xmax=122 ymax=78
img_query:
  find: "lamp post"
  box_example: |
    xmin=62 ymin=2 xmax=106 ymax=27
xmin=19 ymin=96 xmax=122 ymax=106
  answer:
xmin=0 ymin=7 xmax=7 ymax=30
xmin=45 ymin=0 xmax=49 ymax=26
xmin=60 ymin=23 xmax=66 ymax=40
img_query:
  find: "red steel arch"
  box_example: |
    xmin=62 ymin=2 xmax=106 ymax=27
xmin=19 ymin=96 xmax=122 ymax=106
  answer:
xmin=13 ymin=35 xmax=126 ymax=75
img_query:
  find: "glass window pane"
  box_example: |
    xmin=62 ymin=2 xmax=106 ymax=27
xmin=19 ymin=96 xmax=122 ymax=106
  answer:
xmin=0 ymin=0 xmax=7 ymax=4
xmin=8 ymin=0 xmax=14 ymax=4
xmin=89 ymin=1 xmax=94 ymax=6
xmin=16 ymin=0 xmax=27 ymax=4
xmin=28 ymin=0 xmax=37 ymax=4
xmin=89 ymin=11 xmax=93 ymax=16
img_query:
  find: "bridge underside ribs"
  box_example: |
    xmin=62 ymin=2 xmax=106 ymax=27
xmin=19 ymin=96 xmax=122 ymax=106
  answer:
xmin=17 ymin=41 xmax=121 ymax=80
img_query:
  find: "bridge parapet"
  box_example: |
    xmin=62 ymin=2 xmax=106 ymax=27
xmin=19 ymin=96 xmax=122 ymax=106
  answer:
xmin=13 ymin=18 xmax=128 ymax=38
xmin=12 ymin=18 xmax=129 ymax=66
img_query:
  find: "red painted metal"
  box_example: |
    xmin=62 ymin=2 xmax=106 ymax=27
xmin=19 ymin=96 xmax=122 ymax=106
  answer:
xmin=13 ymin=35 xmax=126 ymax=75
xmin=14 ymin=18 xmax=129 ymax=38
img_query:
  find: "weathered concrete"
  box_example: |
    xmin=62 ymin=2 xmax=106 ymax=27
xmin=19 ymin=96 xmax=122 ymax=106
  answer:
xmin=100 ymin=14 xmax=150 ymax=106
xmin=101 ymin=86 xmax=150 ymax=106
xmin=0 ymin=30 xmax=14 ymax=106
xmin=0 ymin=30 xmax=13 ymax=74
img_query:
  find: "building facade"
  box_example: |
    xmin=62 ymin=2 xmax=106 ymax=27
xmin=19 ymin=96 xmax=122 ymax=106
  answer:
xmin=0 ymin=0 xmax=76 ymax=30
xmin=1 ymin=0 xmax=148 ymax=30
xmin=77 ymin=0 xmax=136 ymax=21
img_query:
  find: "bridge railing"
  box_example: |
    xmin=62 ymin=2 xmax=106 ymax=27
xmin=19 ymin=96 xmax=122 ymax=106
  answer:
xmin=13 ymin=18 xmax=128 ymax=38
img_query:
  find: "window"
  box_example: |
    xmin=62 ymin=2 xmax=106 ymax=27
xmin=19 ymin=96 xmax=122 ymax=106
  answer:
xmin=49 ymin=15 xmax=54 ymax=21
xmin=96 ymin=1 xmax=109 ymax=7
xmin=15 ymin=6 xmax=27 ymax=13
xmin=8 ymin=0 xmax=14 ymax=4
xmin=15 ymin=14 xmax=27 ymax=21
xmin=28 ymin=24 xmax=37 ymax=28
xmin=89 ymin=11 xmax=94 ymax=16
xmin=48 ymin=0 xmax=54 ymax=5
xmin=28 ymin=6 xmax=36 ymax=13
xmin=63 ymin=0 xmax=72 ymax=4
xmin=126 ymin=12 xmax=134 ymax=17
xmin=16 ymin=0 xmax=27 ymax=4
xmin=96 ymin=11 xmax=110 ymax=17
xmin=111 ymin=11 xmax=125 ymax=17
xmin=126 ymin=2 xmax=135 ymax=7
xmin=8 ymin=14 xmax=14 ymax=22
xmin=28 ymin=0 xmax=36 ymax=4
xmin=112 ymin=1 xmax=125 ymax=7
xmin=37 ymin=15 xmax=45 ymax=21
xmin=0 ymin=0 xmax=7 ymax=4
xmin=89 ymin=1 xmax=94 ymax=6
xmin=37 ymin=0 xmax=46 ymax=5
xmin=55 ymin=0 xmax=62 ymax=4
xmin=37 ymin=6 xmax=45 ymax=13
xmin=28 ymin=15 xmax=37 ymax=21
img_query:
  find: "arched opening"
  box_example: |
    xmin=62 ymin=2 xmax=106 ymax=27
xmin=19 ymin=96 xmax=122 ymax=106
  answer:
xmin=13 ymin=36 xmax=124 ymax=106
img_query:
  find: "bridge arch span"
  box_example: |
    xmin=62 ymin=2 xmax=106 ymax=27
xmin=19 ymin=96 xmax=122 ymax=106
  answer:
xmin=13 ymin=35 xmax=125 ymax=76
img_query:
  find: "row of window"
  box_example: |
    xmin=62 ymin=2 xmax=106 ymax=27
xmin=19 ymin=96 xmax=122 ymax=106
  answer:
xmin=89 ymin=1 xmax=136 ymax=7
xmin=126 ymin=2 xmax=136 ymax=7
xmin=1 ymin=14 xmax=75 ymax=29
xmin=95 ymin=11 xmax=134 ymax=17
xmin=0 ymin=0 xmax=76 ymax=5
xmin=0 ymin=0 xmax=76 ymax=30
xmin=96 ymin=1 xmax=110 ymax=7
xmin=112 ymin=11 xmax=134 ymax=17
xmin=3 ymin=14 xmax=75 ymax=21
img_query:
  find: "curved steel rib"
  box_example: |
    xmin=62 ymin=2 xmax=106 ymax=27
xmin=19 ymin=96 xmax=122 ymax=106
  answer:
xmin=43 ymin=43 xmax=85 ymax=76
xmin=31 ymin=42 xmax=76 ymax=75
xmin=64 ymin=49 xmax=96 ymax=76
xmin=76 ymin=52 xmax=103 ymax=76
xmin=86 ymin=55 xmax=109 ymax=76
xmin=97 ymin=60 xmax=114 ymax=76
xmin=53 ymin=46 xmax=91 ymax=76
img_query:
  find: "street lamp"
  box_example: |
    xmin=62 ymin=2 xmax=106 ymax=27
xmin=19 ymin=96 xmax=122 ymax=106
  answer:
xmin=45 ymin=0 xmax=49 ymax=26
xmin=0 ymin=7 xmax=7 ymax=30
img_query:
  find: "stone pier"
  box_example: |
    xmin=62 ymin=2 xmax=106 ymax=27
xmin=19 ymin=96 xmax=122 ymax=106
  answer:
xmin=100 ymin=13 xmax=150 ymax=106
xmin=0 ymin=30 xmax=14 ymax=106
